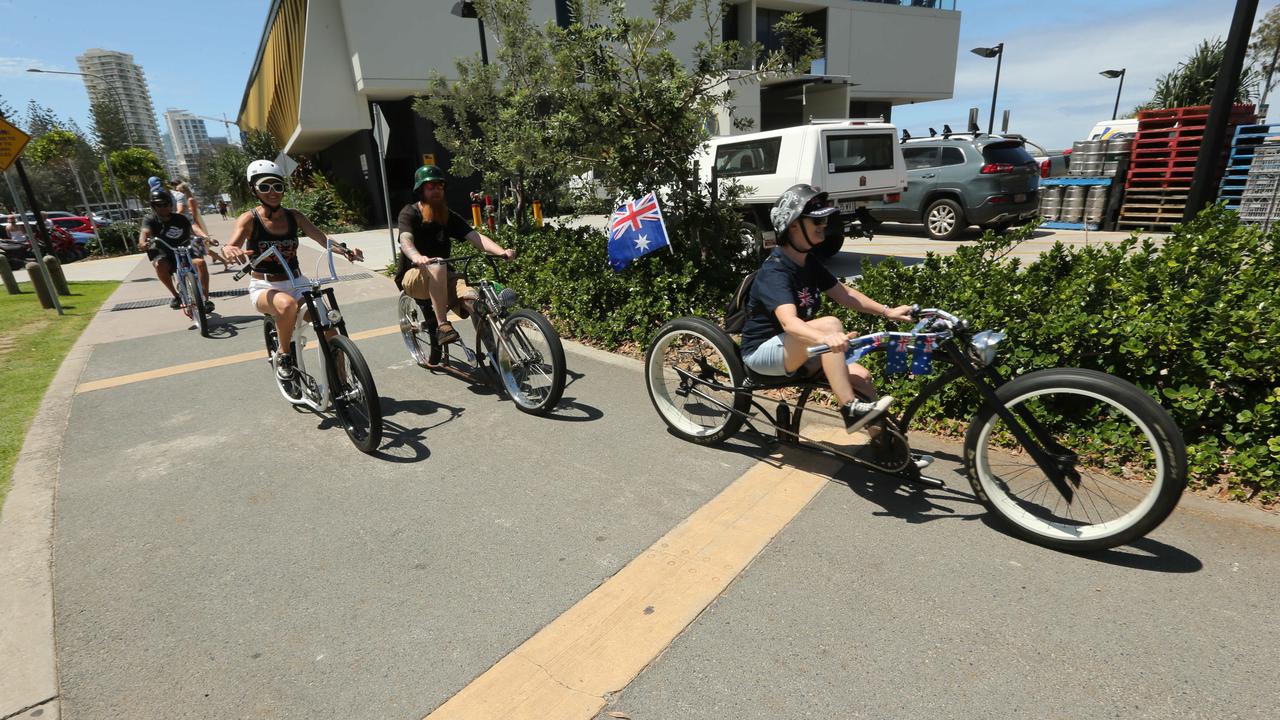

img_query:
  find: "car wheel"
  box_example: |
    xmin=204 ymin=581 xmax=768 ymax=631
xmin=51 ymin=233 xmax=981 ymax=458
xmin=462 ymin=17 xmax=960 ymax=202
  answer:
xmin=924 ymin=198 xmax=965 ymax=241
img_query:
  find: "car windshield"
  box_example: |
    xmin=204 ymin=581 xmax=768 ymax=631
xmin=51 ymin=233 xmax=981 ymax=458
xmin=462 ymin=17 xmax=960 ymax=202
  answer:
xmin=983 ymin=142 xmax=1035 ymax=165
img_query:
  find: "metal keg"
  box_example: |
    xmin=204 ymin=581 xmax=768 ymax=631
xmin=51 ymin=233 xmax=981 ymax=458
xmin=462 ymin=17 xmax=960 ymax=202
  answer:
xmin=1059 ymin=185 xmax=1086 ymax=223
xmin=1070 ymin=140 xmax=1105 ymax=177
xmin=1103 ymin=137 xmax=1132 ymax=177
xmin=1084 ymin=185 xmax=1109 ymax=224
xmin=1039 ymin=185 xmax=1063 ymax=221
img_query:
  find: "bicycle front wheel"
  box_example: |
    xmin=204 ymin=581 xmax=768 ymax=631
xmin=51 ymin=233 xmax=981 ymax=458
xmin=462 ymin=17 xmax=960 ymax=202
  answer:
xmin=644 ymin=317 xmax=748 ymax=445
xmin=184 ymin=273 xmax=208 ymax=337
xmin=963 ymin=368 xmax=1187 ymax=552
xmin=497 ymin=309 xmax=566 ymax=415
xmin=397 ymin=293 xmax=432 ymax=367
xmin=327 ymin=334 xmax=383 ymax=453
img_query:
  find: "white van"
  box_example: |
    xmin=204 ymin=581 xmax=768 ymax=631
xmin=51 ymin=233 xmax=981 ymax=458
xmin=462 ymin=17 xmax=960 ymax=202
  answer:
xmin=1087 ymin=118 xmax=1139 ymax=140
xmin=698 ymin=120 xmax=908 ymax=257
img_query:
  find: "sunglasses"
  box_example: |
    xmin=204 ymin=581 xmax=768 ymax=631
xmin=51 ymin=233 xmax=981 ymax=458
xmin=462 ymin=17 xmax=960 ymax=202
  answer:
xmin=255 ymin=180 xmax=286 ymax=193
xmin=806 ymin=215 xmax=829 ymax=226
xmin=151 ymin=201 xmax=172 ymax=207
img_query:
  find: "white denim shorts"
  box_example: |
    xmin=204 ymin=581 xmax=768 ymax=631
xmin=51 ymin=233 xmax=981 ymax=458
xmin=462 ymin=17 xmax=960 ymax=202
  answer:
xmin=248 ymin=275 xmax=309 ymax=307
xmin=742 ymin=334 xmax=789 ymax=376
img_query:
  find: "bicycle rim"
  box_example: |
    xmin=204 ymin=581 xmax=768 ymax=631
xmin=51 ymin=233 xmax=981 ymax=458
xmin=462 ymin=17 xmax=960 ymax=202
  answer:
xmin=329 ymin=335 xmax=382 ymax=453
xmin=644 ymin=320 xmax=745 ymax=443
xmin=398 ymin=294 xmax=432 ymax=367
xmin=971 ymin=386 xmax=1170 ymax=548
xmin=497 ymin=312 xmax=564 ymax=413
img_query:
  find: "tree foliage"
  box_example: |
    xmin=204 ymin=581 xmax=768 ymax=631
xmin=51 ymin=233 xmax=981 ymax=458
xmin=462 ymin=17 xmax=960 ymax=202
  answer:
xmin=101 ymin=148 xmax=165 ymax=203
xmin=89 ymin=98 xmax=131 ymax=154
xmin=203 ymin=145 xmax=252 ymax=205
xmin=1136 ymin=39 xmax=1256 ymax=112
xmin=241 ymin=129 xmax=281 ymax=162
xmin=26 ymin=129 xmax=82 ymax=166
xmin=23 ymin=100 xmax=62 ymax=138
xmin=415 ymin=0 xmax=820 ymax=253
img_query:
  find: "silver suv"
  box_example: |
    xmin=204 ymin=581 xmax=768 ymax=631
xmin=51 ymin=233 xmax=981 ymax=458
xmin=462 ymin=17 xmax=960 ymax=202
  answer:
xmin=865 ymin=134 xmax=1039 ymax=240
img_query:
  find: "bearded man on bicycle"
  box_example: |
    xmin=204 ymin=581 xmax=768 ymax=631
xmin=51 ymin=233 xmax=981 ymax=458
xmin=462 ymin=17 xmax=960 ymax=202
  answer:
xmin=739 ymin=184 xmax=915 ymax=433
xmin=394 ymin=165 xmax=516 ymax=366
xmin=138 ymin=189 xmax=215 ymax=312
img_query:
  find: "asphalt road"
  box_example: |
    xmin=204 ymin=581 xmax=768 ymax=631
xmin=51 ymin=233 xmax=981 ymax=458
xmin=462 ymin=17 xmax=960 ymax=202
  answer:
xmin=45 ymin=236 xmax=1279 ymax=720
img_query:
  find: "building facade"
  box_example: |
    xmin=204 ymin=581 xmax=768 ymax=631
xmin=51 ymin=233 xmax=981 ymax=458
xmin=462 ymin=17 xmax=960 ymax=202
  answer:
xmin=76 ymin=49 xmax=167 ymax=162
xmin=238 ymin=0 xmax=961 ymax=224
xmin=164 ymin=109 xmax=214 ymax=181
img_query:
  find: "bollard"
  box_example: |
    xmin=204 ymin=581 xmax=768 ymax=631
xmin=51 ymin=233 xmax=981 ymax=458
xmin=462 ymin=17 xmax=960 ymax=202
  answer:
xmin=25 ymin=261 xmax=55 ymax=309
xmin=0 ymin=255 xmax=19 ymax=295
xmin=471 ymin=202 xmax=483 ymax=229
xmin=532 ymin=199 xmax=543 ymax=228
xmin=43 ymin=255 xmax=71 ymax=296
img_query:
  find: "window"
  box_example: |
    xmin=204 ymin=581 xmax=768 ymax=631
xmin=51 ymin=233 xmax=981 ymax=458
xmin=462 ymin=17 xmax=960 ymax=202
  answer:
xmin=714 ymin=137 xmax=782 ymax=177
xmin=902 ymin=147 xmax=938 ymax=170
xmin=826 ymin=133 xmax=895 ymax=173
xmin=982 ymin=142 xmax=1035 ymax=165
xmin=940 ymin=147 xmax=966 ymax=166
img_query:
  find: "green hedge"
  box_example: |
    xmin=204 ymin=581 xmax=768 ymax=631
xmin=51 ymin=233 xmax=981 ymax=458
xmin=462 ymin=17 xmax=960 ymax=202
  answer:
xmin=479 ymin=207 xmax=1275 ymax=502
xmin=90 ymin=222 xmax=139 ymax=256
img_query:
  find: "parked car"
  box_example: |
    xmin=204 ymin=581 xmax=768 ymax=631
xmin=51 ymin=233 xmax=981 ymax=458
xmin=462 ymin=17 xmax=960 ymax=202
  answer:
xmin=49 ymin=216 xmax=95 ymax=234
xmin=865 ymin=134 xmax=1040 ymax=241
xmin=699 ymin=119 xmax=908 ymax=257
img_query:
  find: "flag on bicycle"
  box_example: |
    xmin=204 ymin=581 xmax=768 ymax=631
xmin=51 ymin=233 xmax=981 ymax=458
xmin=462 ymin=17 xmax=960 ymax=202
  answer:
xmin=912 ymin=336 xmax=935 ymax=375
xmin=607 ymin=192 xmax=672 ymax=271
xmin=886 ymin=334 xmax=910 ymax=375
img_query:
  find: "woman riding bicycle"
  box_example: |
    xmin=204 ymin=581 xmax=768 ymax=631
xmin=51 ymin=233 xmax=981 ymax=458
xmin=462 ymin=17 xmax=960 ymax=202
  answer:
xmin=138 ymin=189 xmax=215 ymax=313
xmin=394 ymin=164 xmax=515 ymax=366
xmin=740 ymin=184 xmax=915 ymax=433
xmin=222 ymin=160 xmax=364 ymax=380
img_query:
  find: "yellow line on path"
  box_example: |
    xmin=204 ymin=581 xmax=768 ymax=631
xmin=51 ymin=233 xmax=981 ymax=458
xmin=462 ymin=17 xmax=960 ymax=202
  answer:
xmin=74 ymin=325 xmax=401 ymax=394
xmin=424 ymin=428 xmax=849 ymax=720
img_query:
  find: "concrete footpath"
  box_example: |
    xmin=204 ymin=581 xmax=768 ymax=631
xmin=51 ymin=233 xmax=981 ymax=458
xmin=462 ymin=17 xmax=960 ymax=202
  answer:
xmin=2 ymin=217 xmax=1277 ymax=720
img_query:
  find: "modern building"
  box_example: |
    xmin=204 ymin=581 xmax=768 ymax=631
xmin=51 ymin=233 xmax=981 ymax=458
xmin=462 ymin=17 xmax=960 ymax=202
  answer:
xmin=75 ymin=48 xmax=166 ymax=161
xmin=164 ymin=109 xmax=214 ymax=181
xmin=238 ymin=0 xmax=961 ymax=224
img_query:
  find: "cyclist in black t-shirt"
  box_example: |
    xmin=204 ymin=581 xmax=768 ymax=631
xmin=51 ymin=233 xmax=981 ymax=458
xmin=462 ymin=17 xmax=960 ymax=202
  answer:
xmin=740 ymin=184 xmax=915 ymax=433
xmin=138 ymin=189 xmax=215 ymax=312
xmin=395 ymin=165 xmax=515 ymax=363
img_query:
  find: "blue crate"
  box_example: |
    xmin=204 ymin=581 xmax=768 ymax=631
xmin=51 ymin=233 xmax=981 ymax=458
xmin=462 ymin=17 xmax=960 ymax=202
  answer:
xmin=1042 ymin=221 xmax=1101 ymax=230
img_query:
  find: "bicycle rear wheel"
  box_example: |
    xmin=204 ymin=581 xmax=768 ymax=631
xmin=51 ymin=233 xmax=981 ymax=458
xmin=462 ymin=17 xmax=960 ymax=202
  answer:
xmin=644 ymin=317 xmax=749 ymax=445
xmin=963 ymin=368 xmax=1187 ymax=552
xmin=183 ymin=273 xmax=208 ymax=337
xmin=327 ymin=334 xmax=383 ymax=453
xmin=497 ymin=309 xmax=566 ymax=415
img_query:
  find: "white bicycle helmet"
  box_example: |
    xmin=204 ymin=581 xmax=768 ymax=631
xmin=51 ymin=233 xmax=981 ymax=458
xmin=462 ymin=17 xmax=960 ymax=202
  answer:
xmin=246 ymin=159 xmax=285 ymax=184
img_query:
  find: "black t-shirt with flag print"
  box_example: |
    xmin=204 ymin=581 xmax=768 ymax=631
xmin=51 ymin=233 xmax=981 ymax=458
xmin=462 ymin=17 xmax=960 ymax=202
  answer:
xmin=144 ymin=213 xmax=193 ymax=262
xmin=739 ymin=247 xmax=838 ymax=356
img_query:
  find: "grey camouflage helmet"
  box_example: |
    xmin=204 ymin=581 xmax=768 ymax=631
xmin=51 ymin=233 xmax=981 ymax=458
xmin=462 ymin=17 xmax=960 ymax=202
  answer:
xmin=770 ymin=184 xmax=837 ymax=234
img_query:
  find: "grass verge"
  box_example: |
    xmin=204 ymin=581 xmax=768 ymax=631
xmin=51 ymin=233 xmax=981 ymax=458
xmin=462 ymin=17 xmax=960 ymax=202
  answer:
xmin=0 ymin=281 xmax=119 ymax=511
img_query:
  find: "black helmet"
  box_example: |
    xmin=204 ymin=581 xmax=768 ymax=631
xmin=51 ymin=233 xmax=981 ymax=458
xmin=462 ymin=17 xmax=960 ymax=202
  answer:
xmin=150 ymin=190 xmax=174 ymax=206
xmin=770 ymin=184 xmax=837 ymax=234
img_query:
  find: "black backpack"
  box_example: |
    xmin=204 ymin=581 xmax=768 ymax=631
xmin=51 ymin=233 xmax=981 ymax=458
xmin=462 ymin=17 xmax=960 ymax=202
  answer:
xmin=722 ymin=270 xmax=757 ymax=334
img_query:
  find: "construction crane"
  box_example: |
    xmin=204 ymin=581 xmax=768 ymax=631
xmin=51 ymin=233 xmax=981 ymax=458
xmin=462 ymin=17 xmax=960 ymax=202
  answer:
xmin=188 ymin=113 xmax=240 ymax=145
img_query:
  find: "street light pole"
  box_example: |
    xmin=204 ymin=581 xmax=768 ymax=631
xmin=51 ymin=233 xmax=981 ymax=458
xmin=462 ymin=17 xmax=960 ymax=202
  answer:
xmin=971 ymin=43 xmax=1004 ymax=135
xmin=452 ymin=1 xmax=490 ymax=65
xmin=1100 ymin=69 xmax=1126 ymax=120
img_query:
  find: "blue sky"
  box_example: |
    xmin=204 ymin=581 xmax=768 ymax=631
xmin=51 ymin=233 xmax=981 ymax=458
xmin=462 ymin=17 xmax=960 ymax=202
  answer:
xmin=0 ymin=0 xmax=1266 ymax=151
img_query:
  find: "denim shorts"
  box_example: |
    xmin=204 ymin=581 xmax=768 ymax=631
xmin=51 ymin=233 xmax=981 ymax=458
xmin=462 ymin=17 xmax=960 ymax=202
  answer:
xmin=742 ymin=334 xmax=789 ymax=376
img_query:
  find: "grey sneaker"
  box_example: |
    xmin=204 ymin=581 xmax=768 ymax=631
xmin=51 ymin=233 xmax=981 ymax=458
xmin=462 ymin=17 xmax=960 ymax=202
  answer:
xmin=169 ymin=296 xmax=181 ymax=310
xmin=275 ymin=352 xmax=297 ymax=381
xmin=841 ymin=396 xmax=894 ymax=434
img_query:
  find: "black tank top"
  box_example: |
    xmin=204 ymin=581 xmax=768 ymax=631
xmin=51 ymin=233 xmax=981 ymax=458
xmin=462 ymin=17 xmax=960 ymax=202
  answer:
xmin=248 ymin=208 xmax=300 ymax=275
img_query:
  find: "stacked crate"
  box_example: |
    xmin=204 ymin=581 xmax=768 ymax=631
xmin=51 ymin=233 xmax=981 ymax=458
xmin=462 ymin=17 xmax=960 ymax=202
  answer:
xmin=1117 ymin=104 xmax=1257 ymax=231
xmin=1217 ymin=124 xmax=1280 ymax=210
xmin=1237 ymin=143 xmax=1280 ymax=228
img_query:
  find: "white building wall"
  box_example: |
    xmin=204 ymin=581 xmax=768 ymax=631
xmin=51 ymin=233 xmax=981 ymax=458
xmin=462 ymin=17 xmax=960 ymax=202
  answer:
xmin=76 ymin=49 xmax=166 ymax=160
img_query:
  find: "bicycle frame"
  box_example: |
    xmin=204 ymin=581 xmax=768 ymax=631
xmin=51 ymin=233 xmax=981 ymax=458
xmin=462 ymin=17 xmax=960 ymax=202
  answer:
xmin=150 ymin=237 xmax=204 ymax=311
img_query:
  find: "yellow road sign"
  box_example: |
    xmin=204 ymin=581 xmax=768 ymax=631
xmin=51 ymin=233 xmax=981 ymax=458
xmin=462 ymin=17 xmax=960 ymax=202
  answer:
xmin=0 ymin=116 xmax=31 ymax=172
xmin=422 ymin=153 xmax=436 ymax=167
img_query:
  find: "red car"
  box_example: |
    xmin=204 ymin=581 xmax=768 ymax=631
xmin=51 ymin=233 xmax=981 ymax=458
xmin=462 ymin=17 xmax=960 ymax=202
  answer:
xmin=49 ymin=216 xmax=95 ymax=234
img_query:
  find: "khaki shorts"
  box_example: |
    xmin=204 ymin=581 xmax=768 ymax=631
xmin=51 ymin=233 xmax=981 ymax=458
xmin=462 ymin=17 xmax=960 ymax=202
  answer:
xmin=402 ymin=267 xmax=477 ymax=316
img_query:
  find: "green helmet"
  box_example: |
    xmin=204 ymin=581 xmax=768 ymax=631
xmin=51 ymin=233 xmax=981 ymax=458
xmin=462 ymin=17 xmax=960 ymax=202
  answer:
xmin=413 ymin=165 xmax=446 ymax=193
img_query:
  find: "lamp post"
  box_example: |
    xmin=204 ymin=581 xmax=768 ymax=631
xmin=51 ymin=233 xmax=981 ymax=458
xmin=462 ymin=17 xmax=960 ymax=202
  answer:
xmin=27 ymin=67 xmax=134 ymax=234
xmin=970 ymin=43 xmax=1004 ymax=135
xmin=451 ymin=0 xmax=489 ymax=65
xmin=1100 ymin=69 xmax=1126 ymax=121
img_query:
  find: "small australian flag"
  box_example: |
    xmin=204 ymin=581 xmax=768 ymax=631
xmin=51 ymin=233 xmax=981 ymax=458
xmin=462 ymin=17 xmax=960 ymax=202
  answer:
xmin=912 ymin=336 xmax=935 ymax=375
xmin=886 ymin=334 xmax=910 ymax=375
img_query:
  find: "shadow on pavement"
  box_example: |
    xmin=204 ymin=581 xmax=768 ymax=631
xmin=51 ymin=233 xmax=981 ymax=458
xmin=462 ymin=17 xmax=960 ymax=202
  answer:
xmin=542 ymin=396 xmax=604 ymax=423
xmin=833 ymin=462 xmax=987 ymax=526
xmin=370 ymin=396 xmax=466 ymax=463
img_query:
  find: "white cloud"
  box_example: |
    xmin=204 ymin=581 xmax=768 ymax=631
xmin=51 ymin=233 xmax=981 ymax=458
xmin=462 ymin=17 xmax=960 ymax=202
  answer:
xmin=893 ymin=2 xmax=1255 ymax=150
xmin=0 ymin=57 xmax=72 ymax=78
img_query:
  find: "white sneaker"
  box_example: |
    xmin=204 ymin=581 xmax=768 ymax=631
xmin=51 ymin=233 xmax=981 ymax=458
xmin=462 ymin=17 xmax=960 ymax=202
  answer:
xmin=841 ymin=396 xmax=894 ymax=434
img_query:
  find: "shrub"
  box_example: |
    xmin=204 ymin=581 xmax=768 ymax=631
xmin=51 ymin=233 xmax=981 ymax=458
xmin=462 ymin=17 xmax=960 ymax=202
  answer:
xmin=91 ymin=222 xmax=139 ymax=256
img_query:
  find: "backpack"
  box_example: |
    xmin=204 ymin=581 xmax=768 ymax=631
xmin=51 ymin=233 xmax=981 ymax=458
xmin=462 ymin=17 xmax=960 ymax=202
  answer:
xmin=722 ymin=270 xmax=757 ymax=334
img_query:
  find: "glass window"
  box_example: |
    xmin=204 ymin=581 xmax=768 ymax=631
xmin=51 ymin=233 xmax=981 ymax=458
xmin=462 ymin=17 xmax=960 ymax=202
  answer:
xmin=939 ymin=147 xmax=966 ymax=166
xmin=902 ymin=147 xmax=938 ymax=170
xmin=826 ymin=133 xmax=896 ymax=173
xmin=982 ymin=142 xmax=1035 ymax=165
xmin=714 ymin=137 xmax=782 ymax=177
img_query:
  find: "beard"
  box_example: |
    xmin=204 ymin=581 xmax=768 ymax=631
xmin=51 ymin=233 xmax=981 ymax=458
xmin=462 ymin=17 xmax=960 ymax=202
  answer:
xmin=420 ymin=195 xmax=449 ymax=223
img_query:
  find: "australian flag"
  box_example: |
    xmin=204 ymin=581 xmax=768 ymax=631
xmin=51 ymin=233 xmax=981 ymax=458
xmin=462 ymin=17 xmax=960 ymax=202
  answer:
xmin=607 ymin=192 xmax=671 ymax=271
xmin=912 ymin=336 xmax=935 ymax=375
xmin=886 ymin=334 xmax=911 ymax=375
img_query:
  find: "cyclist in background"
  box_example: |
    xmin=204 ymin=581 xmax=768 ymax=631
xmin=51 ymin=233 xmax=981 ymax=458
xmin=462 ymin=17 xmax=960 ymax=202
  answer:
xmin=138 ymin=189 xmax=215 ymax=313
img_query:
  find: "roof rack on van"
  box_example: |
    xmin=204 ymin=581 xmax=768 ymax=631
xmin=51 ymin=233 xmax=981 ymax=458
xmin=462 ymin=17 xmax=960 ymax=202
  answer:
xmin=809 ymin=117 xmax=886 ymax=125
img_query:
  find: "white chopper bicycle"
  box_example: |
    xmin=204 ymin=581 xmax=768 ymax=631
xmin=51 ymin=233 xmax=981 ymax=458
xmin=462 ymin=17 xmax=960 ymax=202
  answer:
xmin=234 ymin=240 xmax=383 ymax=453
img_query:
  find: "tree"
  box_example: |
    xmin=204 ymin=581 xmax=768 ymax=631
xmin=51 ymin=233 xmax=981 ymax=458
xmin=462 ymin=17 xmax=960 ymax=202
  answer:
xmin=1136 ymin=38 xmax=1257 ymax=112
xmin=101 ymin=148 xmax=165 ymax=204
xmin=203 ymin=144 xmax=253 ymax=206
xmin=415 ymin=0 xmax=820 ymax=252
xmin=89 ymin=98 xmax=131 ymax=154
xmin=0 ymin=95 xmax=15 ymax=122
xmin=241 ymin=129 xmax=281 ymax=163
xmin=23 ymin=100 xmax=62 ymax=138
